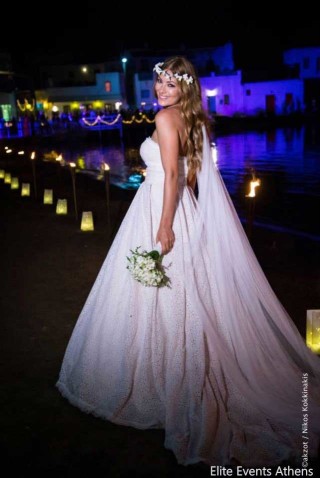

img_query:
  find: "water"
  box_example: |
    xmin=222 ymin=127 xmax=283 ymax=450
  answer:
xmin=42 ymin=125 xmax=320 ymax=238
xmin=214 ymin=127 xmax=320 ymax=238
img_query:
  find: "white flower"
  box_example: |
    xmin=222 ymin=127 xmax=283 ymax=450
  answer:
xmin=127 ymin=246 xmax=171 ymax=288
xmin=174 ymin=74 xmax=182 ymax=81
xmin=153 ymin=62 xmax=164 ymax=75
xmin=153 ymin=62 xmax=194 ymax=86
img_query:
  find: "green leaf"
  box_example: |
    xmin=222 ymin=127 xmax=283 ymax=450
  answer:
xmin=149 ymin=251 xmax=160 ymax=260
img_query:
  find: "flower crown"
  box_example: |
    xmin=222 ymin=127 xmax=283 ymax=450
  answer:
xmin=153 ymin=62 xmax=194 ymax=85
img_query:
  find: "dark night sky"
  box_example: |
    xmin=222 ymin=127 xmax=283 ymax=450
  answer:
xmin=3 ymin=1 xmax=320 ymax=73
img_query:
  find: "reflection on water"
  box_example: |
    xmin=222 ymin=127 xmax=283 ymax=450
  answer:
xmin=215 ymin=126 xmax=320 ymax=237
xmin=47 ymin=144 xmax=146 ymax=190
xmin=43 ymin=125 xmax=320 ymax=237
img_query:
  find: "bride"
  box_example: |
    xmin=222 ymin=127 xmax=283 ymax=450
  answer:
xmin=56 ymin=56 xmax=320 ymax=467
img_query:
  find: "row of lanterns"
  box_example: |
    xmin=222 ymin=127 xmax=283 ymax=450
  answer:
xmin=0 ymin=170 xmax=20 ymax=189
xmin=0 ymin=166 xmax=96 ymax=232
xmin=1 ymin=146 xmax=109 ymax=232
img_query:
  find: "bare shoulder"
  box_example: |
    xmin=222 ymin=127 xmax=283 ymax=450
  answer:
xmin=155 ymin=108 xmax=178 ymax=127
xmin=155 ymin=107 xmax=183 ymax=134
xmin=155 ymin=107 xmax=186 ymax=152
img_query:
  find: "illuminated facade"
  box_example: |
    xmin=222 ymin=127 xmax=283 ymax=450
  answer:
xmin=35 ymin=72 xmax=124 ymax=118
xmin=200 ymin=71 xmax=304 ymax=116
xmin=2 ymin=44 xmax=320 ymax=121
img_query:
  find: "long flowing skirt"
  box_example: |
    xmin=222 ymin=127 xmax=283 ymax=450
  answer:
xmin=57 ymin=178 xmax=320 ymax=466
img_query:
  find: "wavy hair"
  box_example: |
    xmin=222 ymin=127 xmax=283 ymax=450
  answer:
xmin=154 ymin=56 xmax=210 ymax=174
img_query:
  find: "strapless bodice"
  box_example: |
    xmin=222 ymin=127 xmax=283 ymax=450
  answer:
xmin=140 ymin=137 xmax=188 ymax=184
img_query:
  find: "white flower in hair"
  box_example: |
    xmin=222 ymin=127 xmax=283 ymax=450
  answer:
xmin=153 ymin=62 xmax=164 ymax=75
xmin=153 ymin=62 xmax=194 ymax=85
xmin=182 ymin=73 xmax=194 ymax=84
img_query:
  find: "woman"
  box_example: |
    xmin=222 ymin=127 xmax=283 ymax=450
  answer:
xmin=56 ymin=57 xmax=320 ymax=467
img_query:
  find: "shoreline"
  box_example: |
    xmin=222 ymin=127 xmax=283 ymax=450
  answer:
xmin=1 ymin=114 xmax=320 ymax=148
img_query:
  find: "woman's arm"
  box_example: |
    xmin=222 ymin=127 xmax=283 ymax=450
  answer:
xmin=155 ymin=109 xmax=180 ymax=254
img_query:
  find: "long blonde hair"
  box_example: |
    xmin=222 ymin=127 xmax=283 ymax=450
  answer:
xmin=154 ymin=56 xmax=210 ymax=174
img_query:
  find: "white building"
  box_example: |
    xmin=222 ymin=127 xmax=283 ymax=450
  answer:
xmin=35 ymin=72 xmax=124 ymax=117
xmin=200 ymin=71 xmax=304 ymax=117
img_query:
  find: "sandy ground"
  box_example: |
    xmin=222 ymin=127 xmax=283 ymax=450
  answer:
xmin=1 ymin=147 xmax=319 ymax=477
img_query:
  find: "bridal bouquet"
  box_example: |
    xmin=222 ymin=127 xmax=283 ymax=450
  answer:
xmin=127 ymin=246 xmax=170 ymax=287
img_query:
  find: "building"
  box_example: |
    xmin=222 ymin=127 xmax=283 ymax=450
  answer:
xmin=134 ymin=42 xmax=235 ymax=110
xmin=35 ymin=72 xmax=125 ymax=118
xmin=133 ymin=42 xmax=304 ymax=117
xmin=283 ymin=46 xmax=320 ymax=113
xmin=2 ymin=44 xmax=318 ymax=122
xmin=0 ymin=51 xmax=35 ymax=122
xmin=200 ymin=71 xmax=303 ymax=117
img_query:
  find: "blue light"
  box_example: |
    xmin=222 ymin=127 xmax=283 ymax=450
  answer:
xmin=128 ymin=173 xmax=143 ymax=183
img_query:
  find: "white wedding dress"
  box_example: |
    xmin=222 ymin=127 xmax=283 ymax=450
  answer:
xmin=56 ymin=133 xmax=320 ymax=467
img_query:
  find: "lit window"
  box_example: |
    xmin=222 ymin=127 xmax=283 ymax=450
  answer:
xmin=105 ymin=81 xmax=112 ymax=92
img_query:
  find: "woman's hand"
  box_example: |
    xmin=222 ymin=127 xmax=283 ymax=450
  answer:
xmin=156 ymin=225 xmax=175 ymax=255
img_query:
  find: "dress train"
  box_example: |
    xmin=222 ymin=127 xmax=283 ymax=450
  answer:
xmin=56 ymin=133 xmax=320 ymax=466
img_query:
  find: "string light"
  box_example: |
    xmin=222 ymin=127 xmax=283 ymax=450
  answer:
xmin=122 ymin=114 xmax=155 ymax=125
xmin=82 ymin=114 xmax=122 ymax=127
xmin=17 ymin=98 xmax=35 ymax=112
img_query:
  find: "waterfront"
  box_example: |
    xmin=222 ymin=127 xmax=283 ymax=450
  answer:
xmin=36 ymin=123 xmax=320 ymax=238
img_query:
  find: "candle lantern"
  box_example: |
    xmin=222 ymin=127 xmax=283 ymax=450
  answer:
xmin=56 ymin=199 xmax=68 ymax=215
xmin=43 ymin=189 xmax=53 ymax=204
xmin=11 ymin=177 xmax=19 ymax=189
xmin=21 ymin=183 xmax=31 ymax=197
xmin=0 ymin=170 xmax=5 ymax=179
xmin=103 ymin=163 xmax=110 ymax=227
xmin=306 ymin=310 xmax=320 ymax=354
xmin=76 ymin=157 xmax=86 ymax=169
xmin=30 ymin=151 xmax=37 ymax=198
xmin=4 ymin=172 xmax=11 ymax=184
xmin=69 ymin=163 xmax=78 ymax=220
xmin=80 ymin=211 xmax=94 ymax=231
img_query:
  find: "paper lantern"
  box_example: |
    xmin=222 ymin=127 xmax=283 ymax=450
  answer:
xmin=81 ymin=211 xmax=94 ymax=231
xmin=56 ymin=199 xmax=68 ymax=215
xmin=11 ymin=177 xmax=19 ymax=189
xmin=76 ymin=157 xmax=86 ymax=169
xmin=306 ymin=310 xmax=320 ymax=354
xmin=0 ymin=170 xmax=5 ymax=179
xmin=4 ymin=172 xmax=11 ymax=184
xmin=21 ymin=183 xmax=30 ymax=196
xmin=43 ymin=189 xmax=53 ymax=204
